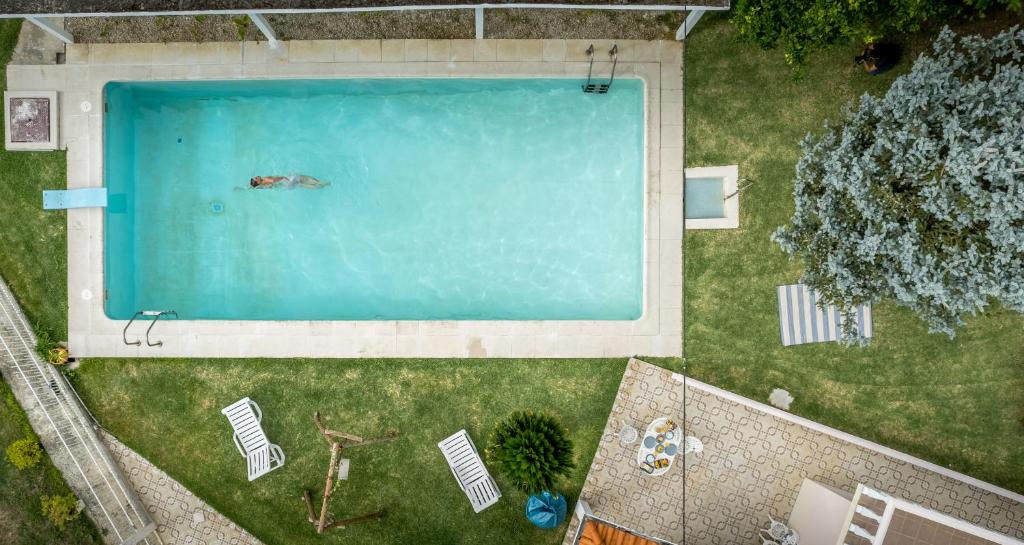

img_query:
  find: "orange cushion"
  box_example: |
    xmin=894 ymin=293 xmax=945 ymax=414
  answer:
xmin=578 ymin=519 xmax=661 ymax=545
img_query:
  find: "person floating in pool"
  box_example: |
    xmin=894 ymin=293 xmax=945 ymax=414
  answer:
xmin=249 ymin=174 xmax=330 ymax=189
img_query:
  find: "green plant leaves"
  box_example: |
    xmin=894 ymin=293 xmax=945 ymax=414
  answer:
xmin=485 ymin=411 xmax=575 ymax=495
xmin=773 ymin=26 xmax=1024 ymax=338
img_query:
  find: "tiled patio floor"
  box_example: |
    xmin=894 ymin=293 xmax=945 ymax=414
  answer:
xmin=104 ymin=432 xmax=263 ymax=545
xmin=565 ymin=359 xmax=1024 ymax=545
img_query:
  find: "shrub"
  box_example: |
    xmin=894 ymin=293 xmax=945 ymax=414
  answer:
xmin=231 ymin=16 xmax=249 ymax=41
xmin=40 ymin=493 xmax=80 ymax=529
xmin=6 ymin=437 xmax=43 ymax=470
xmin=731 ymin=0 xmax=1020 ymax=66
xmin=773 ymin=26 xmax=1024 ymax=338
xmin=486 ymin=411 xmax=575 ymax=494
xmin=34 ymin=329 xmax=60 ymax=360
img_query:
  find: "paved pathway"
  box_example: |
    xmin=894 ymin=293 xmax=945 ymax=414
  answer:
xmin=10 ymin=17 xmax=65 ymax=65
xmin=103 ymin=432 xmax=263 ymax=545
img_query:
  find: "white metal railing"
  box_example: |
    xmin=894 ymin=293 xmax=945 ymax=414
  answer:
xmin=4 ymin=3 xmax=730 ymax=45
xmin=0 ymin=276 xmax=158 ymax=545
xmin=839 ymin=484 xmax=1024 ymax=545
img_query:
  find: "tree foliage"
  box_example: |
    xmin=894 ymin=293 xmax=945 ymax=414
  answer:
xmin=40 ymin=493 xmax=80 ymax=529
xmin=6 ymin=437 xmax=43 ymax=469
xmin=773 ymin=26 xmax=1024 ymax=338
xmin=486 ymin=411 xmax=575 ymax=495
xmin=732 ymin=0 xmax=1020 ymax=65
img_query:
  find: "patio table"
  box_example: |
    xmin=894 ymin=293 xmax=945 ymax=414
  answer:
xmin=560 ymin=361 xmax=691 ymax=545
xmin=635 ymin=417 xmax=682 ymax=476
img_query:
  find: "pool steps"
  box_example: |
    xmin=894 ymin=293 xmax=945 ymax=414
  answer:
xmin=582 ymin=43 xmax=618 ymax=94
xmin=121 ymin=310 xmax=178 ymax=347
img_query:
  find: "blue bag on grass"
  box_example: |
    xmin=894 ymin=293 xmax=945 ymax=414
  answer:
xmin=525 ymin=491 xmax=567 ymax=529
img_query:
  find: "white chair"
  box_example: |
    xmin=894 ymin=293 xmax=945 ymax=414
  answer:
xmin=438 ymin=429 xmax=501 ymax=513
xmin=221 ymin=397 xmax=285 ymax=481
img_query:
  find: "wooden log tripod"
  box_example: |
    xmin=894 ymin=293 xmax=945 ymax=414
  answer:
xmin=302 ymin=411 xmax=397 ymax=534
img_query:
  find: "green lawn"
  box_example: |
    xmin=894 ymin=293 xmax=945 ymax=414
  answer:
xmin=73 ymin=357 xmax=627 ymax=545
xmin=1 ymin=11 xmax=1023 ymax=545
xmin=0 ymin=18 xmax=645 ymax=545
xmin=0 ymin=381 xmax=103 ymax=545
xmin=684 ymin=13 xmax=1024 ymax=493
xmin=0 ymin=19 xmax=100 ymax=545
xmin=0 ymin=20 xmax=67 ymax=345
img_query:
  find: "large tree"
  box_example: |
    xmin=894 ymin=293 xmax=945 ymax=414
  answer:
xmin=732 ymin=0 xmax=1020 ymax=65
xmin=773 ymin=26 xmax=1024 ymax=338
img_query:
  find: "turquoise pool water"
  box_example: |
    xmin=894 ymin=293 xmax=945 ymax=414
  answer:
xmin=684 ymin=178 xmax=725 ymax=219
xmin=104 ymin=79 xmax=645 ymax=320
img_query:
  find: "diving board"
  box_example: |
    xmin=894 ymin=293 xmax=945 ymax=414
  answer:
xmin=42 ymin=188 xmax=107 ymax=210
xmin=777 ymin=284 xmax=873 ymax=346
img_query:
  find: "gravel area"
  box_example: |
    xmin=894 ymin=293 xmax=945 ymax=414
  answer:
xmin=486 ymin=9 xmax=682 ymax=40
xmin=66 ymin=9 xmax=683 ymax=42
xmin=266 ymin=11 xmax=475 ymax=40
xmin=6 ymin=0 xmax=720 ymax=15
xmin=68 ymin=15 xmax=276 ymax=42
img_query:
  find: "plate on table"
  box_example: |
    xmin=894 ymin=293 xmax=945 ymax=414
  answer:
xmin=635 ymin=417 xmax=681 ymax=476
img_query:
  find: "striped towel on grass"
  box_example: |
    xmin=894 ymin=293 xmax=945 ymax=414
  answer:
xmin=777 ymin=284 xmax=873 ymax=346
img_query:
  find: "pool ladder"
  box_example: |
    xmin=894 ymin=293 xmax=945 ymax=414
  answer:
xmin=122 ymin=310 xmax=178 ymax=347
xmin=583 ymin=44 xmax=618 ymax=94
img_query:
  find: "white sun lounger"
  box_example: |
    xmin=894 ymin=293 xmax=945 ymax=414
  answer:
xmin=221 ymin=397 xmax=285 ymax=481
xmin=777 ymin=284 xmax=873 ymax=346
xmin=438 ymin=429 xmax=501 ymax=513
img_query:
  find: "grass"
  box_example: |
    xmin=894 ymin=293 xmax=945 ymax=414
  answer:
xmin=73 ymin=357 xmax=627 ymax=545
xmin=0 ymin=20 xmax=67 ymax=344
xmin=0 ymin=380 xmax=103 ymax=544
xmin=0 ymin=11 xmax=1022 ymax=545
xmin=0 ymin=18 xmax=645 ymax=545
xmin=0 ymin=19 xmax=100 ymax=545
xmin=684 ymin=12 xmax=1024 ymax=493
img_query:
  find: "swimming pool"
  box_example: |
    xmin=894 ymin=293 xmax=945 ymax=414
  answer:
xmin=103 ymin=78 xmax=645 ymax=321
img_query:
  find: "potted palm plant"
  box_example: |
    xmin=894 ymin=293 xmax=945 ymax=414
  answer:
xmin=486 ymin=411 xmax=575 ymax=529
xmin=47 ymin=346 xmax=69 ymax=366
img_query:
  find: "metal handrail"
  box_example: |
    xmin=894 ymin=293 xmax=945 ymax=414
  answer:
xmin=597 ymin=44 xmax=618 ymax=94
xmin=145 ymin=311 xmax=177 ymax=347
xmin=122 ymin=312 xmax=143 ymax=346
xmin=582 ymin=44 xmax=597 ymax=93
xmin=582 ymin=43 xmax=618 ymax=94
xmin=122 ymin=310 xmax=177 ymax=347
xmin=606 ymin=44 xmax=619 ymax=88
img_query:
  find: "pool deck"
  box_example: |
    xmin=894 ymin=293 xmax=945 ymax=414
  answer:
xmin=6 ymin=39 xmax=683 ymax=358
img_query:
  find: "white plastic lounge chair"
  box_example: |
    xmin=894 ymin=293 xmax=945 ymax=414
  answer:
xmin=221 ymin=397 xmax=285 ymax=481
xmin=42 ymin=188 xmax=107 ymax=210
xmin=777 ymin=284 xmax=873 ymax=346
xmin=438 ymin=429 xmax=501 ymax=513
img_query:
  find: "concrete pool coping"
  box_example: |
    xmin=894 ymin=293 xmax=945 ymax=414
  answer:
xmin=7 ymin=39 xmax=683 ymax=358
